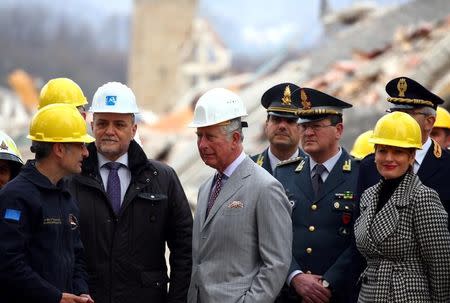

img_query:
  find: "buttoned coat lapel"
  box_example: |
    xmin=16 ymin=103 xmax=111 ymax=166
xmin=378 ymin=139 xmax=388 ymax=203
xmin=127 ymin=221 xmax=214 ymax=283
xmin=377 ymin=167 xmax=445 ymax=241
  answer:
xmin=291 ymin=156 xmax=315 ymax=203
xmin=370 ymin=173 xmax=417 ymax=245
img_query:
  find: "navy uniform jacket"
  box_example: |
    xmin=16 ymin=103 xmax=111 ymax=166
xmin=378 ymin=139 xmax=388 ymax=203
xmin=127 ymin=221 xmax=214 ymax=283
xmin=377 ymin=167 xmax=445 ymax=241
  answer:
xmin=357 ymin=140 xmax=450 ymax=216
xmin=274 ymin=149 xmax=360 ymax=302
xmin=251 ymin=147 xmax=305 ymax=175
xmin=0 ymin=161 xmax=88 ymax=303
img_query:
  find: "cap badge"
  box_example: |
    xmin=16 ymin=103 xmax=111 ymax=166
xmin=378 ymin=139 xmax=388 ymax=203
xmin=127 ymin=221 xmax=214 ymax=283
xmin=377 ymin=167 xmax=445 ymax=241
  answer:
xmin=397 ymin=78 xmax=408 ymax=97
xmin=0 ymin=141 xmax=8 ymax=150
xmin=281 ymin=85 xmax=292 ymax=105
xmin=300 ymin=89 xmax=311 ymax=110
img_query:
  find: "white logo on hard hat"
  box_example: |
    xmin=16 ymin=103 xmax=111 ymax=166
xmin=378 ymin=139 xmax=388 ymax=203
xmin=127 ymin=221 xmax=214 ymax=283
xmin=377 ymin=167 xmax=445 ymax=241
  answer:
xmin=106 ymin=96 xmax=117 ymax=106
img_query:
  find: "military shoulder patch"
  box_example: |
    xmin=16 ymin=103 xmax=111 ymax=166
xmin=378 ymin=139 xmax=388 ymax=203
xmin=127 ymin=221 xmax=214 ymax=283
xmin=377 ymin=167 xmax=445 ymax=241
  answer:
xmin=277 ymin=156 xmax=303 ymax=167
xmin=4 ymin=209 xmax=21 ymax=222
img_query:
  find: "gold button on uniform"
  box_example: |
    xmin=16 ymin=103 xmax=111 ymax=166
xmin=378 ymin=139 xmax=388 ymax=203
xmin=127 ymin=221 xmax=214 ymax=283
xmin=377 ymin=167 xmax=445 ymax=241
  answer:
xmin=306 ymin=270 xmax=312 ymax=274
xmin=308 ymin=226 xmax=315 ymax=232
xmin=334 ymin=202 xmax=340 ymax=209
xmin=306 ymin=247 xmax=312 ymax=254
xmin=311 ymin=204 xmax=317 ymax=210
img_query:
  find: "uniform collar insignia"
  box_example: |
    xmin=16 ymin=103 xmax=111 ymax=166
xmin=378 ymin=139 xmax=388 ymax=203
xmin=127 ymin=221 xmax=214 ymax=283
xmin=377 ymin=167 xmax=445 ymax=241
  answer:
xmin=432 ymin=139 xmax=442 ymax=158
xmin=342 ymin=159 xmax=352 ymax=172
xmin=256 ymin=154 xmax=264 ymax=166
xmin=281 ymin=85 xmax=292 ymax=105
xmin=295 ymin=159 xmax=305 ymax=172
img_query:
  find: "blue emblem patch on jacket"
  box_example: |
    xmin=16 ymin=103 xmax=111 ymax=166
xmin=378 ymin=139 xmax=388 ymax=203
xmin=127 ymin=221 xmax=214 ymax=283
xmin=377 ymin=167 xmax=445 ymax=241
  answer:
xmin=4 ymin=209 xmax=21 ymax=221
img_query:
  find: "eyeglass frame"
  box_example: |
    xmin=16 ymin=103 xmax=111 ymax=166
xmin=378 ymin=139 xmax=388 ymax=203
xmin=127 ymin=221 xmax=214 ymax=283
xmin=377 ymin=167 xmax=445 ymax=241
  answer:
xmin=299 ymin=123 xmax=338 ymax=132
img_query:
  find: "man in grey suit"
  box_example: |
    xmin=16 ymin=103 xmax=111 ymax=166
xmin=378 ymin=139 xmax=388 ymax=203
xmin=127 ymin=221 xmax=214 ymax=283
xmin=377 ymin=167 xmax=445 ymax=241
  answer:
xmin=188 ymin=88 xmax=293 ymax=303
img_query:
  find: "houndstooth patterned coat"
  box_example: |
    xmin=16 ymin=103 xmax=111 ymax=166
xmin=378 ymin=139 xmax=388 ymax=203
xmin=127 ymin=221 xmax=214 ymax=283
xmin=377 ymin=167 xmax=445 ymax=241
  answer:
xmin=354 ymin=172 xmax=450 ymax=302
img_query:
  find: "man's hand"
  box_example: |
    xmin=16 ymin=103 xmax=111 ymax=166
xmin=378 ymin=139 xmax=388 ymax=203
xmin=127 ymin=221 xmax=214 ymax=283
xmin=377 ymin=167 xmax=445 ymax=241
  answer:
xmin=80 ymin=294 xmax=94 ymax=303
xmin=291 ymin=273 xmax=331 ymax=303
xmin=60 ymin=293 xmax=94 ymax=303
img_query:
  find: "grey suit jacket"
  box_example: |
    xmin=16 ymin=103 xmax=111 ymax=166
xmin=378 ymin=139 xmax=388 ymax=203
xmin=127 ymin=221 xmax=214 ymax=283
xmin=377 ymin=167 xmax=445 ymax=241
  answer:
xmin=188 ymin=156 xmax=292 ymax=303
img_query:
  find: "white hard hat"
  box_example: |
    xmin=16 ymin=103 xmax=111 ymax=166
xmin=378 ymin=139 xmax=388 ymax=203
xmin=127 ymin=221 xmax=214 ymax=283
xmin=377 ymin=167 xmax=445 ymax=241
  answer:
xmin=0 ymin=131 xmax=24 ymax=165
xmin=189 ymin=88 xmax=248 ymax=128
xmin=89 ymin=82 xmax=139 ymax=114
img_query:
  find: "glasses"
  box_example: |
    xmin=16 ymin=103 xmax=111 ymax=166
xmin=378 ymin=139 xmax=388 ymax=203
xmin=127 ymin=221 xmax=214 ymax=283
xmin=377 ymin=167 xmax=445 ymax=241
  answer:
xmin=299 ymin=124 xmax=336 ymax=132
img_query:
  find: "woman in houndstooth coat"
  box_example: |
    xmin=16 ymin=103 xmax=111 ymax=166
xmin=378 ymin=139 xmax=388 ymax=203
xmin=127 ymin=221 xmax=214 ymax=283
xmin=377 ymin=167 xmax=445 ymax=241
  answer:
xmin=354 ymin=112 xmax=450 ymax=303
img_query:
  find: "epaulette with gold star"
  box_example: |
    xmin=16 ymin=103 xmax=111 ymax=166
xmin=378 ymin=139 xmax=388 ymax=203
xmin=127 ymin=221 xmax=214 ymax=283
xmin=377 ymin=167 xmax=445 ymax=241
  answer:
xmin=277 ymin=156 xmax=303 ymax=167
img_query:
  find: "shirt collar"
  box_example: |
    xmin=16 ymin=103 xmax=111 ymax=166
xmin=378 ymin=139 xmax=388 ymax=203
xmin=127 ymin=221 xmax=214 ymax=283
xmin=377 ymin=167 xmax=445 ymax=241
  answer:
xmin=309 ymin=147 xmax=342 ymax=175
xmin=222 ymin=151 xmax=246 ymax=178
xmin=267 ymin=148 xmax=299 ymax=172
xmin=98 ymin=152 xmax=129 ymax=169
xmin=415 ymin=137 xmax=431 ymax=166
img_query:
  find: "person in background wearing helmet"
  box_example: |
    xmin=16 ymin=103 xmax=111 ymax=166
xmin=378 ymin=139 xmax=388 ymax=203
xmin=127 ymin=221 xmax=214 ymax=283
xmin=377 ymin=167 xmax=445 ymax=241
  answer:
xmin=0 ymin=104 xmax=94 ymax=303
xmin=251 ymin=83 xmax=305 ymax=174
xmin=0 ymin=131 xmax=24 ymax=188
xmin=357 ymin=77 xmax=450 ymax=220
xmin=355 ymin=112 xmax=450 ymax=302
xmin=188 ymin=88 xmax=292 ymax=303
xmin=39 ymin=77 xmax=88 ymax=119
xmin=67 ymin=82 xmax=193 ymax=303
xmin=275 ymin=88 xmax=361 ymax=303
xmin=350 ymin=130 xmax=375 ymax=161
xmin=431 ymin=106 xmax=450 ymax=149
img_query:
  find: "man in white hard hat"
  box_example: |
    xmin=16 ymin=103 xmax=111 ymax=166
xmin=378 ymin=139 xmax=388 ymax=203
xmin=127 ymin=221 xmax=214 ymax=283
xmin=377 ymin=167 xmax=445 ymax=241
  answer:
xmin=187 ymin=88 xmax=292 ymax=303
xmin=67 ymin=82 xmax=193 ymax=303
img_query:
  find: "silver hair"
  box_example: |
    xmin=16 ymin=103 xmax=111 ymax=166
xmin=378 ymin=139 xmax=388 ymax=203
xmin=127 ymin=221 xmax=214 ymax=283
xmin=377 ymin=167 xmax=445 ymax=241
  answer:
xmin=420 ymin=106 xmax=436 ymax=117
xmin=222 ymin=118 xmax=244 ymax=142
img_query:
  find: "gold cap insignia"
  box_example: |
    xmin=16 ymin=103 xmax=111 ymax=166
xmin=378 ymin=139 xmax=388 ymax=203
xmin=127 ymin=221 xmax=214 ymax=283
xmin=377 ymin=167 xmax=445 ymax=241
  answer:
xmin=281 ymin=85 xmax=292 ymax=105
xmin=300 ymin=89 xmax=311 ymax=110
xmin=397 ymin=78 xmax=408 ymax=97
xmin=0 ymin=141 xmax=8 ymax=150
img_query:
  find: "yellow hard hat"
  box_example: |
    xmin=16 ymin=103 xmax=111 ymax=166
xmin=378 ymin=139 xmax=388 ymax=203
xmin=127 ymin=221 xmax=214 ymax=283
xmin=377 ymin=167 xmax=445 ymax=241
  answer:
xmin=39 ymin=78 xmax=88 ymax=109
xmin=434 ymin=107 xmax=450 ymax=130
xmin=350 ymin=130 xmax=375 ymax=159
xmin=370 ymin=112 xmax=422 ymax=149
xmin=28 ymin=104 xmax=95 ymax=143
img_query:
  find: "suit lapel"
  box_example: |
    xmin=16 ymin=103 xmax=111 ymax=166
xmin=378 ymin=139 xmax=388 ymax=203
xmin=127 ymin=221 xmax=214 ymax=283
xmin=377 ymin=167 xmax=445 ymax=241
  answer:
xmin=359 ymin=183 xmax=382 ymax=254
xmin=292 ymin=156 xmax=315 ymax=203
xmin=202 ymin=157 xmax=252 ymax=230
xmin=316 ymin=151 xmax=349 ymax=203
xmin=370 ymin=173 xmax=417 ymax=245
xmin=198 ymin=176 xmax=214 ymax=231
xmin=418 ymin=140 xmax=440 ymax=181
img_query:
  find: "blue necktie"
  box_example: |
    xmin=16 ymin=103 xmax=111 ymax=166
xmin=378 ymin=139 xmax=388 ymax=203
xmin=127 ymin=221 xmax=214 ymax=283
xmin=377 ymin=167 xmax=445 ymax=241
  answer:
xmin=105 ymin=162 xmax=122 ymax=215
xmin=312 ymin=164 xmax=326 ymax=198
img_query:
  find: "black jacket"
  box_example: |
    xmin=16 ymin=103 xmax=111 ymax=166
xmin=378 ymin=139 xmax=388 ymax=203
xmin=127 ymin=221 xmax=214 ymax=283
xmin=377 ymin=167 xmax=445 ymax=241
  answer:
xmin=0 ymin=160 xmax=88 ymax=303
xmin=68 ymin=140 xmax=193 ymax=303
